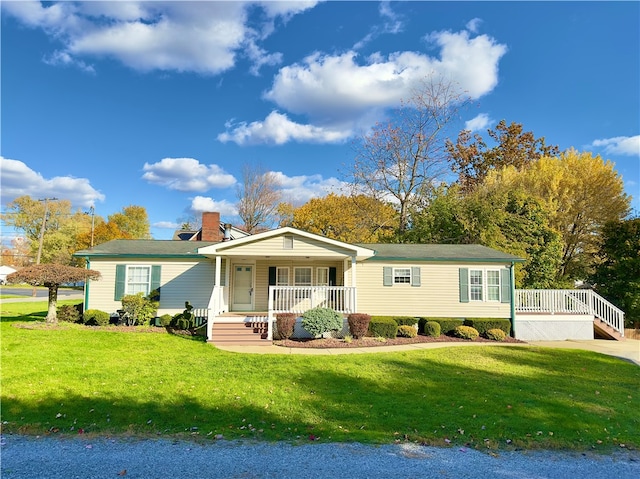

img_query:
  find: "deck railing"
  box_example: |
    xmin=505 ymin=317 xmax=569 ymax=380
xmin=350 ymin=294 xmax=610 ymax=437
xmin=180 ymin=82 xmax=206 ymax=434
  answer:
xmin=266 ymin=286 xmax=357 ymax=340
xmin=515 ymin=289 xmax=625 ymax=337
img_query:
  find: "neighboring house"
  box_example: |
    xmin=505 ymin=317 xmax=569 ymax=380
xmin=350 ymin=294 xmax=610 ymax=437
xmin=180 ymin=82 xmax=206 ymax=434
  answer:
xmin=75 ymin=212 xmax=526 ymax=342
xmin=172 ymin=213 xmax=249 ymax=241
xmin=0 ymin=265 xmax=17 ymax=284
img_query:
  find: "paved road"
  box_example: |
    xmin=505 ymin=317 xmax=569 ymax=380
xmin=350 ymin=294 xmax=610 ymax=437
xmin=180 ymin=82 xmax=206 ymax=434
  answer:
xmin=0 ymin=287 xmax=83 ymax=302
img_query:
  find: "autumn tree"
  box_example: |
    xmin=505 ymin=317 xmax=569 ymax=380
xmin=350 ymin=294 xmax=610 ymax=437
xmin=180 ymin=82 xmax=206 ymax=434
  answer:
xmin=446 ymin=120 xmax=559 ymax=192
xmin=590 ymin=217 xmax=640 ymax=327
xmin=6 ymin=264 xmax=101 ymax=323
xmin=236 ymin=164 xmax=282 ymax=233
xmin=108 ymin=205 xmax=151 ymax=239
xmin=349 ymin=77 xmax=471 ymax=233
xmin=289 ymin=194 xmax=398 ymax=243
xmin=483 ymin=149 xmax=630 ymax=281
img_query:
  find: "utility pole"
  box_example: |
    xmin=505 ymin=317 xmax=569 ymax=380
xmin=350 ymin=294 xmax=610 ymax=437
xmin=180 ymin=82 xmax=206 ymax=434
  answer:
xmin=35 ymin=197 xmax=57 ymax=265
xmin=87 ymin=206 xmax=95 ymax=248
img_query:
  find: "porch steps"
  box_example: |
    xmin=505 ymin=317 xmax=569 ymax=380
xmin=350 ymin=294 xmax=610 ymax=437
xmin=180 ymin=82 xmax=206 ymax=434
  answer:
xmin=594 ymin=318 xmax=625 ymax=341
xmin=209 ymin=320 xmax=272 ymax=346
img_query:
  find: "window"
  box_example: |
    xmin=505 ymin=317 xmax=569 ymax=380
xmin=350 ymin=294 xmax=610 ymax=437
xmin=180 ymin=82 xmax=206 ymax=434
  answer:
xmin=459 ymin=268 xmax=507 ymax=303
xmin=469 ymin=269 xmax=483 ymax=301
xmin=487 ymin=270 xmax=500 ymax=301
xmin=316 ymin=267 xmax=329 ymax=286
xmin=276 ymin=267 xmax=289 ymax=286
xmin=115 ymin=264 xmax=161 ymax=301
xmin=394 ymin=268 xmax=411 ymax=284
xmin=294 ymin=267 xmax=312 ymax=286
xmin=283 ymin=235 xmax=294 ymax=249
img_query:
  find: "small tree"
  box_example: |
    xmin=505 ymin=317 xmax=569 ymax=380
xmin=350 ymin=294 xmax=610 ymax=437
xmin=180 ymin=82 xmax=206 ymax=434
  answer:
xmin=6 ymin=264 xmax=101 ymax=323
xmin=121 ymin=293 xmax=158 ymax=326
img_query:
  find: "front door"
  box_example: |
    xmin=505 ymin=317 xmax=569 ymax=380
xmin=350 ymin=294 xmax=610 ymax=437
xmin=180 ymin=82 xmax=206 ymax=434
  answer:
xmin=232 ymin=265 xmax=253 ymax=311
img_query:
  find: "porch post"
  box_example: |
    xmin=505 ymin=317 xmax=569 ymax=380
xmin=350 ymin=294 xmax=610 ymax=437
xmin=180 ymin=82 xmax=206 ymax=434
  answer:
xmin=510 ymin=261 xmax=516 ymax=338
xmin=206 ymin=256 xmax=222 ymax=341
xmin=351 ymin=255 xmax=357 ymax=313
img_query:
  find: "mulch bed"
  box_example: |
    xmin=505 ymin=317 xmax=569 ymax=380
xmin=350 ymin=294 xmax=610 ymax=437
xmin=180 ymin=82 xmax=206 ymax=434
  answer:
xmin=274 ymin=334 xmax=525 ymax=349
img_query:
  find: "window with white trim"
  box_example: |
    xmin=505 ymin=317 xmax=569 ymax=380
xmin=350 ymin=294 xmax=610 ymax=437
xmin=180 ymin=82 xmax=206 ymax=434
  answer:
xmin=127 ymin=266 xmax=152 ymax=296
xmin=276 ymin=267 xmax=289 ymax=286
xmin=394 ymin=268 xmax=411 ymax=284
xmin=316 ymin=267 xmax=329 ymax=286
xmin=294 ymin=267 xmax=312 ymax=286
xmin=487 ymin=270 xmax=501 ymax=301
xmin=469 ymin=269 xmax=483 ymax=301
xmin=468 ymin=269 xmax=501 ymax=302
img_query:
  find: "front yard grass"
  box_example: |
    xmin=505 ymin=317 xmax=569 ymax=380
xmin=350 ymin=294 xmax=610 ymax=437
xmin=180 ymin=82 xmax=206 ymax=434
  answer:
xmin=1 ymin=301 xmax=638 ymax=451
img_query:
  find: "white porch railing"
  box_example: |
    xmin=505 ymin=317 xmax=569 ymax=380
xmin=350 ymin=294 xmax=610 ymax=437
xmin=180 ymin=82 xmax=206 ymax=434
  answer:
xmin=515 ymin=289 xmax=625 ymax=337
xmin=266 ymin=286 xmax=357 ymax=340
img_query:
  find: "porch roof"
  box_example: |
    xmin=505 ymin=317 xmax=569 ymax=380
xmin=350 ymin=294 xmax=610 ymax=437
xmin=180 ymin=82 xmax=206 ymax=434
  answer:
xmin=358 ymin=243 xmax=524 ymax=263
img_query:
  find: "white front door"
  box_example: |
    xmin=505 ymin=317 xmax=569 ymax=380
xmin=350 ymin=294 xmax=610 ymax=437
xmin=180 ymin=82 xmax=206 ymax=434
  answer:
xmin=232 ymin=265 xmax=253 ymax=311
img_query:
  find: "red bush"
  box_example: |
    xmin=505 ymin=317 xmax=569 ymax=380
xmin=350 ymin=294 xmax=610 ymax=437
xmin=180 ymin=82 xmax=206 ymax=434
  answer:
xmin=276 ymin=313 xmax=297 ymax=340
xmin=347 ymin=313 xmax=371 ymax=339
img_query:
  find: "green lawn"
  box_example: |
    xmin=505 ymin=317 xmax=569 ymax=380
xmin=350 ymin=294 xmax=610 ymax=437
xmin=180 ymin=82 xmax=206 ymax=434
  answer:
xmin=1 ymin=301 xmax=638 ymax=451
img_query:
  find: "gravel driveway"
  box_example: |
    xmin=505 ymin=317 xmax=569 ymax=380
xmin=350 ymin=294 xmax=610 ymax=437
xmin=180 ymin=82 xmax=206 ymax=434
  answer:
xmin=1 ymin=435 xmax=638 ymax=479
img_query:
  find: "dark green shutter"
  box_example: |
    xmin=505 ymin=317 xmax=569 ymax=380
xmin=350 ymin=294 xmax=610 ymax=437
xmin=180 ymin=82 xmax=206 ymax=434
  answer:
xmin=500 ymin=268 xmax=511 ymax=303
xmin=268 ymin=266 xmax=276 ymax=286
xmin=151 ymin=265 xmax=161 ymax=299
xmin=329 ymin=267 xmax=337 ymax=286
xmin=383 ymin=267 xmax=393 ymax=286
xmin=115 ymin=264 xmax=126 ymax=301
xmin=459 ymin=268 xmax=469 ymax=303
xmin=411 ymin=267 xmax=421 ymax=287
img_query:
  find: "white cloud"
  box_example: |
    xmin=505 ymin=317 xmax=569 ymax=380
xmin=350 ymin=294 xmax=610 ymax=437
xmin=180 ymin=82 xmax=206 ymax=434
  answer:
xmin=153 ymin=221 xmax=181 ymax=230
xmin=224 ymin=29 xmax=506 ymax=145
xmin=465 ymin=113 xmax=491 ymax=132
xmin=271 ymin=171 xmax=347 ymax=204
xmin=466 ymin=18 xmax=482 ymax=34
xmin=591 ymin=135 xmax=640 ymax=156
xmin=142 ymin=158 xmax=237 ymax=192
xmin=2 ymin=1 xmax=315 ymax=75
xmin=218 ymin=111 xmax=351 ymax=145
xmin=0 ymin=156 xmax=105 ymax=208
xmin=190 ymin=196 xmax=238 ymax=216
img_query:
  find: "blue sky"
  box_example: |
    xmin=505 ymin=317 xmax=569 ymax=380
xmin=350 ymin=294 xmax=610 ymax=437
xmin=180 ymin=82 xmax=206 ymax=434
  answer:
xmin=1 ymin=1 xmax=639 ymax=241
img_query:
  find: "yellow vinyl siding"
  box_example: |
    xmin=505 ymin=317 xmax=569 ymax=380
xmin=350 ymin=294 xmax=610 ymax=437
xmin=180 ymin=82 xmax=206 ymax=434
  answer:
xmin=356 ymin=261 xmax=511 ymax=318
xmin=220 ymin=234 xmax=354 ymax=257
xmin=86 ymin=258 xmax=225 ymax=315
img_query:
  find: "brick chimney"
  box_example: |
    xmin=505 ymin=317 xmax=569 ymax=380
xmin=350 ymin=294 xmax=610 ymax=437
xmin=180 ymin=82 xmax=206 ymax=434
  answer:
xmin=200 ymin=212 xmax=221 ymax=242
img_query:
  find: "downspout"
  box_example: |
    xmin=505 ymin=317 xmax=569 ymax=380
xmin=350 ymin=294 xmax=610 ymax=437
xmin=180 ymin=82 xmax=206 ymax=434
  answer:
xmin=84 ymin=257 xmax=91 ymax=310
xmin=510 ymin=261 xmax=516 ymax=338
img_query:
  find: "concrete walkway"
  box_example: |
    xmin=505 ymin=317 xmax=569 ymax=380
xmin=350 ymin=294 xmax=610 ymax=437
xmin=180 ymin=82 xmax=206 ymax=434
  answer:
xmin=215 ymin=338 xmax=640 ymax=365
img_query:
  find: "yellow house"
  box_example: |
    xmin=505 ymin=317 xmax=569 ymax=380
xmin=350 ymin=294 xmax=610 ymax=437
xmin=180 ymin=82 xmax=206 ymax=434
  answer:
xmin=75 ymin=213 xmax=524 ymax=344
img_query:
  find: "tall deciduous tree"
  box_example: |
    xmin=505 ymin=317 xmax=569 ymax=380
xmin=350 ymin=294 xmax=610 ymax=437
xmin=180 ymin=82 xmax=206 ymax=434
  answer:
xmin=349 ymin=78 xmax=470 ymax=233
xmin=590 ymin=218 xmax=640 ymax=328
xmin=6 ymin=264 xmax=101 ymax=323
xmin=290 ymin=194 xmax=398 ymax=243
xmin=405 ymin=186 xmax=564 ymax=288
xmin=483 ymin=149 xmax=630 ymax=281
xmin=446 ymin=120 xmax=559 ymax=192
xmin=108 ymin=205 xmax=151 ymax=239
xmin=236 ymin=164 xmax=282 ymax=233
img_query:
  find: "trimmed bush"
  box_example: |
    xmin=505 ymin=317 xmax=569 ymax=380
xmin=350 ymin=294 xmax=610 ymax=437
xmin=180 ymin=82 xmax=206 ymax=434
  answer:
xmin=57 ymin=304 xmax=81 ymax=323
xmin=485 ymin=328 xmax=507 ymax=341
xmin=393 ymin=316 xmax=418 ymax=327
xmin=454 ymin=325 xmax=479 ymax=340
xmin=301 ymin=307 xmax=343 ymax=337
xmin=159 ymin=314 xmax=172 ymax=327
xmin=347 ymin=313 xmax=371 ymax=339
xmin=276 ymin=313 xmax=297 ymax=340
xmin=463 ymin=318 xmax=511 ymax=336
xmin=368 ymin=317 xmax=398 ymax=339
xmin=83 ymin=309 xmax=110 ymax=326
xmin=398 ymin=325 xmax=417 ymax=338
xmin=424 ymin=321 xmax=441 ymax=338
xmin=121 ymin=293 xmax=158 ymax=326
xmin=419 ymin=318 xmax=464 ymax=335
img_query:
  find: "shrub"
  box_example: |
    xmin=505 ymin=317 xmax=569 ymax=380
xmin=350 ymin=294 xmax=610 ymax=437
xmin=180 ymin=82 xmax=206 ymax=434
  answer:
xmin=276 ymin=313 xmax=297 ymax=340
xmin=463 ymin=318 xmax=511 ymax=336
xmin=121 ymin=293 xmax=158 ymax=326
xmin=398 ymin=325 xmax=417 ymax=338
xmin=159 ymin=314 xmax=172 ymax=327
xmin=368 ymin=317 xmax=398 ymax=338
xmin=83 ymin=309 xmax=110 ymax=326
xmin=485 ymin=328 xmax=507 ymax=341
xmin=418 ymin=318 xmax=464 ymax=335
xmin=454 ymin=325 xmax=479 ymax=340
xmin=347 ymin=313 xmax=371 ymax=339
xmin=393 ymin=316 xmax=418 ymax=327
xmin=423 ymin=321 xmax=441 ymax=338
xmin=301 ymin=307 xmax=343 ymax=337
xmin=57 ymin=304 xmax=81 ymax=323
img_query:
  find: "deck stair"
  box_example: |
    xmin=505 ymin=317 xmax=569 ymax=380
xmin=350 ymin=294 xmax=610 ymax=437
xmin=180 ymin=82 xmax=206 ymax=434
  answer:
xmin=594 ymin=318 xmax=625 ymax=341
xmin=209 ymin=315 xmax=272 ymax=346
